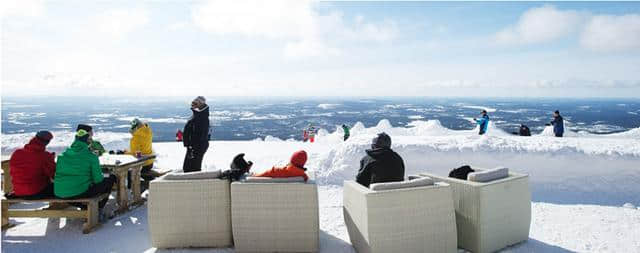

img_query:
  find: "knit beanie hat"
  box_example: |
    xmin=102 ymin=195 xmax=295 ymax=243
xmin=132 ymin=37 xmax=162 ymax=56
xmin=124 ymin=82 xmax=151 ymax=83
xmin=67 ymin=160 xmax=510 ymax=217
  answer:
xmin=35 ymin=131 xmax=53 ymax=145
xmin=130 ymin=118 xmax=141 ymax=132
xmin=75 ymin=129 xmax=90 ymax=143
xmin=76 ymin=124 xmax=93 ymax=133
xmin=371 ymin=132 xmax=391 ymax=149
xmin=193 ymin=96 xmax=206 ymax=105
xmin=290 ymin=150 xmax=308 ymax=169
xmin=230 ymin=153 xmax=253 ymax=172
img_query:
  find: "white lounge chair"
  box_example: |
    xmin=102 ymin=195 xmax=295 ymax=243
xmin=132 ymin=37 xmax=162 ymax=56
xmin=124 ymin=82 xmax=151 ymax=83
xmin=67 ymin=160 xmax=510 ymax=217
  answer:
xmin=231 ymin=177 xmax=319 ymax=252
xmin=420 ymin=170 xmax=531 ymax=253
xmin=343 ymin=179 xmax=458 ymax=253
xmin=147 ymin=171 xmax=232 ymax=248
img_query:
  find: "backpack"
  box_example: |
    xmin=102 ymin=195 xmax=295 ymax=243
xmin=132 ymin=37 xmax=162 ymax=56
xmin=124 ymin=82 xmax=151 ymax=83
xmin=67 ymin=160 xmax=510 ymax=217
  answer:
xmin=449 ymin=165 xmax=475 ymax=180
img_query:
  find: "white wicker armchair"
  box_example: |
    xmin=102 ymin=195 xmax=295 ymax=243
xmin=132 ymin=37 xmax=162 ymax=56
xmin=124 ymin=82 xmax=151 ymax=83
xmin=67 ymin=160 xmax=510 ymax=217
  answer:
xmin=420 ymin=171 xmax=531 ymax=253
xmin=343 ymin=180 xmax=458 ymax=253
xmin=147 ymin=175 xmax=232 ymax=249
xmin=231 ymin=180 xmax=319 ymax=253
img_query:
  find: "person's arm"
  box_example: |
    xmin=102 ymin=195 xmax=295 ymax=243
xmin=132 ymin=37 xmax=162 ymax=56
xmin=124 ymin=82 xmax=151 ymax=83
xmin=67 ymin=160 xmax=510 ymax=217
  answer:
xmin=356 ymin=159 xmax=373 ymax=187
xmin=91 ymin=156 xmax=104 ymax=184
xmin=43 ymin=152 xmax=56 ymax=180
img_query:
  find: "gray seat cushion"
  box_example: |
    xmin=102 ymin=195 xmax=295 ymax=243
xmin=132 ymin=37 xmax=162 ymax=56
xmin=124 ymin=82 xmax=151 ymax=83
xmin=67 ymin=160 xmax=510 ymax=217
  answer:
xmin=243 ymin=176 xmax=306 ymax=183
xmin=163 ymin=170 xmax=222 ymax=180
xmin=467 ymin=167 xmax=509 ymax=182
xmin=370 ymin=176 xmax=434 ymax=191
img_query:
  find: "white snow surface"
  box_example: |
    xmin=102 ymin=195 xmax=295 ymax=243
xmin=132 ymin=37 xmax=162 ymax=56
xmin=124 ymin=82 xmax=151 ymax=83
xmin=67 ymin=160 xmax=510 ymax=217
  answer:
xmin=2 ymin=120 xmax=640 ymax=252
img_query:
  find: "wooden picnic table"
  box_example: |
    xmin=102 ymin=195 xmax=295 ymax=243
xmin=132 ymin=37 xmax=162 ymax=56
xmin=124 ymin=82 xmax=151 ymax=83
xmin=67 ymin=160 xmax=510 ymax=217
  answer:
xmin=99 ymin=154 xmax=156 ymax=214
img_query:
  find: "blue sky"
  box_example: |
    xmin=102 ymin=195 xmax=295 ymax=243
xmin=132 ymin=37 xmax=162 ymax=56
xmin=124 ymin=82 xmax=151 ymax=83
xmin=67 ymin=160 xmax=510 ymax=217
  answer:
xmin=2 ymin=1 xmax=640 ymax=97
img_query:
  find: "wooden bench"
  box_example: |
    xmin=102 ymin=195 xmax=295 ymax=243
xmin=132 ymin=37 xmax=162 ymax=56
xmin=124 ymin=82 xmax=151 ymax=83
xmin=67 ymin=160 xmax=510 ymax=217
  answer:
xmin=1 ymin=193 xmax=109 ymax=234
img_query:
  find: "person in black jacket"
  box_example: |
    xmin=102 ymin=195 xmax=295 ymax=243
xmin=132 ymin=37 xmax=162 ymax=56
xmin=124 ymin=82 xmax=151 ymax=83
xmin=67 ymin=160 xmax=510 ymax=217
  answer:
xmin=519 ymin=124 xmax=531 ymax=136
xmin=356 ymin=132 xmax=405 ymax=187
xmin=219 ymin=153 xmax=253 ymax=181
xmin=183 ymin=96 xmax=210 ymax=172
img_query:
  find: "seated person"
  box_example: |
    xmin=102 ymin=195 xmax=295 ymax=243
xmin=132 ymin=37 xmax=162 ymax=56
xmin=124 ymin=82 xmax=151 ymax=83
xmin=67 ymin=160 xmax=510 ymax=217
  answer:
xmin=253 ymin=150 xmax=309 ymax=181
xmin=8 ymin=131 xmax=56 ymax=199
xmin=219 ymin=153 xmax=253 ymax=181
xmin=54 ymin=129 xmax=116 ymax=220
xmin=356 ymin=132 xmax=405 ymax=187
xmin=77 ymin=124 xmax=106 ymax=156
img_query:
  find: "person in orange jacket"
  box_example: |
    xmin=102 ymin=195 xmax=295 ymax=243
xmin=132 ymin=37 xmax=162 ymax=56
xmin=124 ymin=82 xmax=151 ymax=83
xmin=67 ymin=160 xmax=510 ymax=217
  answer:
xmin=254 ymin=150 xmax=309 ymax=181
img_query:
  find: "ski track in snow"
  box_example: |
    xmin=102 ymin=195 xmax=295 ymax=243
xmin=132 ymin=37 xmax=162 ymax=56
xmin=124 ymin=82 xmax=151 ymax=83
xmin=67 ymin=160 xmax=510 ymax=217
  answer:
xmin=3 ymin=120 xmax=640 ymax=252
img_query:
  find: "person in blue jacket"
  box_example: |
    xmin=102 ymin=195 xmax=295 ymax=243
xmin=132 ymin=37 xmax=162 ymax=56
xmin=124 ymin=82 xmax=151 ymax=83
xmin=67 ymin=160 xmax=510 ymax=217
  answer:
xmin=473 ymin=110 xmax=490 ymax=135
xmin=549 ymin=110 xmax=564 ymax=137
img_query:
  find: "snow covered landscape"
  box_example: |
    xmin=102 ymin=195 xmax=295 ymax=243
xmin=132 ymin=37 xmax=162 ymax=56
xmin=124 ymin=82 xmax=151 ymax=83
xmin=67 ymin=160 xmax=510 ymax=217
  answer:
xmin=2 ymin=120 xmax=640 ymax=252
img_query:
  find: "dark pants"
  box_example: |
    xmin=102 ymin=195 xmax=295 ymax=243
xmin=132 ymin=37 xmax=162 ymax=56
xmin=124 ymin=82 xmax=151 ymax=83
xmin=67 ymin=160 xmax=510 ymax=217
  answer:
xmin=10 ymin=183 xmax=55 ymax=200
xmin=127 ymin=165 xmax=155 ymax=189
xmin=555 ymin=133 xmax=563 ymax=137
xmin=63 ymin=175 xmax=116 ymax=209
xmin=183 ymin=147 xmax=207 ymax=172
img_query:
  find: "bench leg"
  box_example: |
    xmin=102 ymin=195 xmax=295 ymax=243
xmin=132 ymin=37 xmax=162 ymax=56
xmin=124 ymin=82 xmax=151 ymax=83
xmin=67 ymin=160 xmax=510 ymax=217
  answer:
xmin=82 ymin=199 xmax=100 ymax=234
xmin=2 ymin=201 xmax=8 ymax=228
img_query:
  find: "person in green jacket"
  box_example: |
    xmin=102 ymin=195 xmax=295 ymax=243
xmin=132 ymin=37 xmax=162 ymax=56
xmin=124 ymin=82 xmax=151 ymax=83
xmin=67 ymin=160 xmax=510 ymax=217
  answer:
xmin=77 ymin=124 xmax=106 ymax=156
xmin=54 ymin=129 xmax=115 ymax=220
xmin=342 ymin=124 xmax=350 ymax=141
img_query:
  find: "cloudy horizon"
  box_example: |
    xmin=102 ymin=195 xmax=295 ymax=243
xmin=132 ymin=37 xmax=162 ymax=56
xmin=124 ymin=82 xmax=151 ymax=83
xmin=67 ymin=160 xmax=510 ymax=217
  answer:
xmin=2 ymin=1 xmax=640 ymax=98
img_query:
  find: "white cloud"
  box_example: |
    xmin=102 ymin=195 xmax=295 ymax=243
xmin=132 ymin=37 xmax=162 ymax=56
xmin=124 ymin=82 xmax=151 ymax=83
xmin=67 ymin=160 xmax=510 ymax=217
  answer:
xmin=190 ymin=0 xmax=396 ymax=58
xmin=495 ymin=5 xmax=584 ymax=45
xmin=191 ymin=0 xmax=314 ymax=39
xmin=580 ymin=14 xmax=640 ymax=52
xmin=0 ymin=0 xmax=45 ymax=19
xmin=95 ymin=8 xmax=150 ymax=40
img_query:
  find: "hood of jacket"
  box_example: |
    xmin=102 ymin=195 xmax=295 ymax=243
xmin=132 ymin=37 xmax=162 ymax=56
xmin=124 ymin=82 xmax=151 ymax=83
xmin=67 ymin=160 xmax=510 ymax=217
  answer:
xmin=365 ymin=147 xmax=394 ymax=159
xmin=191 ymin=104 xmax=210 ymax=116
xmin=24 ymin=137 xmax=46 ymax=152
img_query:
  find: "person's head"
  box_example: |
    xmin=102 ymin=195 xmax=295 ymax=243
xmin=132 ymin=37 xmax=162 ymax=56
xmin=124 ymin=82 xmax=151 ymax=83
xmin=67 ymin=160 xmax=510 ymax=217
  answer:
xmin=290 ymin=150 xmax=308 ymax=169
xmin=191 ymin=96 xmax=206 ymax=110
xmin=76 ymin=124 xmax=93 ymax=137
xmin=554 ymin=110 xmax=560 ymax=117
xmin=129 ymin=118 xmax=142 ymax=133
xmin=481 ymin=110 xmax=487 ymax=115
xmin=35 ymin=131 xmax=53 ymax=146
xmin=371 ymin=132 xmax=391 ymax=149
xmin=75 ymin=129 xmax=90 ymax=144
xmin=230 ymin=153 xmax=253 ymax=173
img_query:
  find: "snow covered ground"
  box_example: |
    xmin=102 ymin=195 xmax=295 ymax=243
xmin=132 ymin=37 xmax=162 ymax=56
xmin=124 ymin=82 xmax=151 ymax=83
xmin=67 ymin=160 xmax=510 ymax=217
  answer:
xmin=2 ymin=120 xmax=640 ymax=252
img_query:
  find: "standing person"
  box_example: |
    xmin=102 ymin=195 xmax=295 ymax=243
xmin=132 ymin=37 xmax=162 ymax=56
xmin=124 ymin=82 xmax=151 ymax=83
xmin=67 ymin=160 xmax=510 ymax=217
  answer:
xmin=342 ymin=124 xmax=350 ymax=141
xmin=308 ymin=125 xmax=317 ymax=143
xmin=183 ymin=96 xmax=210 ymax=172
xmin=302 ymin=128 xmax=309 ymax=142
xmin=77 ymin=124 xmax=106 ymax=156
xmin=473 ymin=110 xmax=490 ymax=135
xmin=356 ymin=132 xmax=405 ymax=187
xmin=54 ymin=129 xmax=116 ymax=221
xmin=550 ymin=110 xmax=564 ymax=137
xmin=8 ymin=131 xmax=56 ymax=199
xmin=176 ymin=129 xmax=183 ymax=142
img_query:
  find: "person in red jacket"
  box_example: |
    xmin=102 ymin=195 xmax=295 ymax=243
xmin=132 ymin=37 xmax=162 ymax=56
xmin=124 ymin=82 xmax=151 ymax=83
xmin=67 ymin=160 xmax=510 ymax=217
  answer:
xmin=254 ymin=150 xmax=309 ymax=181
xmin=8 ymin=131 xmax=56 ymax=199
xmin=176 ymin=129 xmax=183 ymax=142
